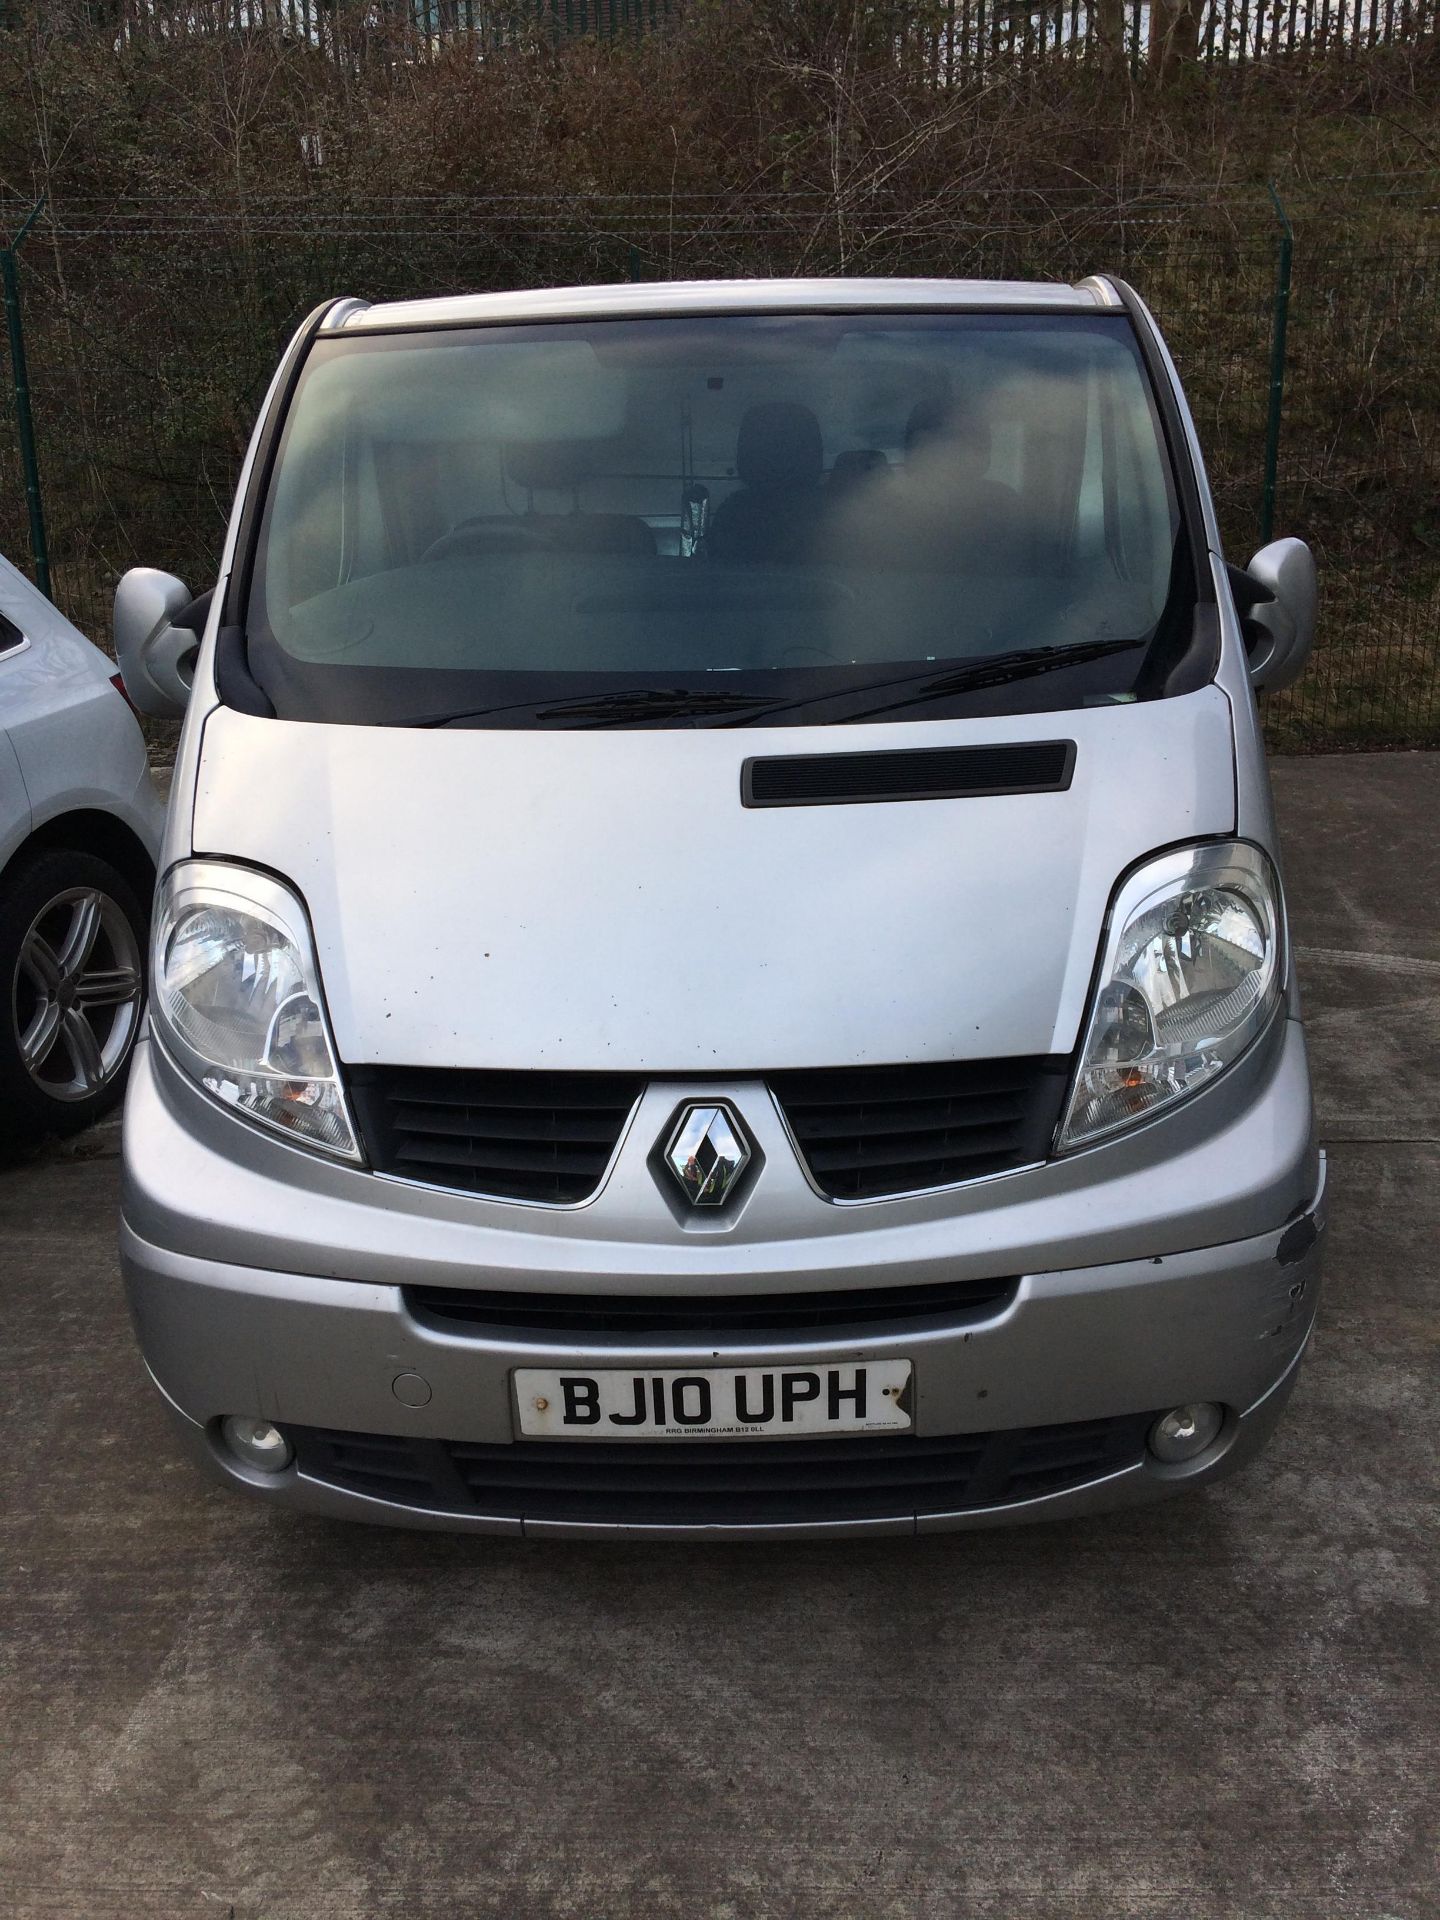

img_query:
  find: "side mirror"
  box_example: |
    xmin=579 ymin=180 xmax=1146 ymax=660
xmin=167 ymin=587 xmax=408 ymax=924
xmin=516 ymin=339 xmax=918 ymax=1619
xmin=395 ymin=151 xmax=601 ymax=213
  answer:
xmin=114 ymin=568 xmax=202 ymax=718
xmin=1234 ymin=538 xmax=1317 ymax=692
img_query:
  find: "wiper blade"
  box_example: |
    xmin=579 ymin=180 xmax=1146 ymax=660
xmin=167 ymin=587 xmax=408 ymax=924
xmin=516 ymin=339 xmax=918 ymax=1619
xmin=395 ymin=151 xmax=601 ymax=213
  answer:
xmin=723 ymin=637 xmax=1146 ymax=726
xmin=403 ymin=686 xmax=781 ymax=730
xmin=394 ymin=642 xmax=1141 ymax=731
xmin=845 ymin=637 xmax=1147 ymax=720
xmin=533 ymin=687 xmax=781 ymax=727
xmin=404 ymin=695 xmax=555 ymax=728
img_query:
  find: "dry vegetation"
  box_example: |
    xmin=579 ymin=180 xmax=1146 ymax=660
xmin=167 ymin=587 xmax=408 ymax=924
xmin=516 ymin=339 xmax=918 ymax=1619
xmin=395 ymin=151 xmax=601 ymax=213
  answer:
xmin=1 ymin=1 xmax=1437 ymax=744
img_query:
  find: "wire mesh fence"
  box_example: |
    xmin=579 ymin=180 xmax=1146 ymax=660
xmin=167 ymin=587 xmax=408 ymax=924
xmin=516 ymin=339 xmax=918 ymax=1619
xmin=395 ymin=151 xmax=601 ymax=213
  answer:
xmin=0 ymin=183 xmax=1436 ymax=747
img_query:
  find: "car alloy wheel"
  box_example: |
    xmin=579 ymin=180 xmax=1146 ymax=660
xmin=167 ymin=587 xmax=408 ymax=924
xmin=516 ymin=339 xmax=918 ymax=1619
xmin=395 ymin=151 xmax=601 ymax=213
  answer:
xmin=13 ymin=884 xmax=144 ymax=1102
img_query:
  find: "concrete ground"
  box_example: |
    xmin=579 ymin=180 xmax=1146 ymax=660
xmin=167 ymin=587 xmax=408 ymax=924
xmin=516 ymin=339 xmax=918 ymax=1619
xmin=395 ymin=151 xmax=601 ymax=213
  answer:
xmin=1 ymin=754 xmax=1436 ymax=1920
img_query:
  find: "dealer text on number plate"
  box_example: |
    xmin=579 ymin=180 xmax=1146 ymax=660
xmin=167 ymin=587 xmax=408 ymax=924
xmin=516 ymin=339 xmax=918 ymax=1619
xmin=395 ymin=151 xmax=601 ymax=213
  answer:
xmin=515 ymin=1362 xmax=912 ymax=1439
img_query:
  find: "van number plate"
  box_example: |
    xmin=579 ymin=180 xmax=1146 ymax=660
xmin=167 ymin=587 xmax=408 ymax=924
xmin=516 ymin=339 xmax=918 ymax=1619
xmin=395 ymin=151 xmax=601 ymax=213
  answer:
xmin=513 ymin=1363 xmax=913 ymax=1440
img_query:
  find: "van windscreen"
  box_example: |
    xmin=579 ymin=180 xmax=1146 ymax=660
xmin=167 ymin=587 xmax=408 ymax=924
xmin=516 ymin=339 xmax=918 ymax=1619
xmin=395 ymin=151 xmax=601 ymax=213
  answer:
xmin=245 ymin=311 xmax=1191 ymax=728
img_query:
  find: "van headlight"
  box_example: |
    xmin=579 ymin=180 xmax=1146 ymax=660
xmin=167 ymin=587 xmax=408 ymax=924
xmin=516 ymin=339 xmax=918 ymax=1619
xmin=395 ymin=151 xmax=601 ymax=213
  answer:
xmin=152 ymin=861 xmax=360 ymax=1160
xmin=1057 ymin=841 xmax=1283 ymax=1152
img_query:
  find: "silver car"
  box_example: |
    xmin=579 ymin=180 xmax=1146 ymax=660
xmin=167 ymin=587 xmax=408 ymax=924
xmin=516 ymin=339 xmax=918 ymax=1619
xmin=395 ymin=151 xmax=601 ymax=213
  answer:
xmin=0 ymin=554 xmax=164 ymax=1153
xmin=117 ymin=278 xmax=1325 ymax=1538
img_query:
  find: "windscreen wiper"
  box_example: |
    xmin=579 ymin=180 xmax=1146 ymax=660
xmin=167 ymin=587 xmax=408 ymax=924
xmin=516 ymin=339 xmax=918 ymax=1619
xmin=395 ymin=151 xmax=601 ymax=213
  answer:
xmin=532 ymin=687 xmax=782 ymax=727
xmin=398 ymin=686 xmax=777 ymax=729
xmin=723 ymin=636 xmax=1147 ymax=727
xmin=404 ymin=686 xmax=783 ymax=729
xmin=398 ymin=643 xmax=1142 ymax=731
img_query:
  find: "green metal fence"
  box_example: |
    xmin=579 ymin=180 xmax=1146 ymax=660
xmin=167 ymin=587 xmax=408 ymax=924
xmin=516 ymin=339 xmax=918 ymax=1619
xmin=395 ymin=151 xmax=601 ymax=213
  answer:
xmin=0 ymin=183 xmax=1436 ymax=748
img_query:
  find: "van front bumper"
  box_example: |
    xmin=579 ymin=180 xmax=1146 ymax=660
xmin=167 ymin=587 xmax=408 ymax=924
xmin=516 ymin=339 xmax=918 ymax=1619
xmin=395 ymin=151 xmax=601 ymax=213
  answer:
xmin=122 ymin=1215 xmax=1323 ymax=1539
xmin=121 ymin=1201 xmax=1326 ymax=1541
xmin=120 ymin=1021 xmax=1325 ymax=1538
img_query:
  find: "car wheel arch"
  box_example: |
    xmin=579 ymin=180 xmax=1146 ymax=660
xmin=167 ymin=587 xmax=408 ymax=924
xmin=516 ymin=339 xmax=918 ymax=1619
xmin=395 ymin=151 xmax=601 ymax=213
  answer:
xmin=2 ymin=808 xmax=157 ymax=908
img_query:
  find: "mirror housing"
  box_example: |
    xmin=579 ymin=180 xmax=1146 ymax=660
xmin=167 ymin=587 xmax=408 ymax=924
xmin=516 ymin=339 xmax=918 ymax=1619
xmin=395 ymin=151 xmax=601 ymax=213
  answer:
xmin=1237 ymin=538 xmax=1317 ymax=692
xmin=114 ymin=568 xmax=201 ymax=718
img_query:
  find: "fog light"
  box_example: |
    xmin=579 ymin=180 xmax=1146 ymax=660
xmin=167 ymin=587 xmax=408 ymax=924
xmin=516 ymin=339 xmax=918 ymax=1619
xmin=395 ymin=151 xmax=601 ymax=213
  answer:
xmin=221 ymin=1415 xmax=294 ymax=1473
xmin=1148 ymin=1402 xmax=1224 ymax=1464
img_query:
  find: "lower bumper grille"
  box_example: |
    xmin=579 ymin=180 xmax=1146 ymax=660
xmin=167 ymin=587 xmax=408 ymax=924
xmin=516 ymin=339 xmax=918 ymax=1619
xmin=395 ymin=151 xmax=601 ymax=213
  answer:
xmin=403 ymin=1273 xmax=1018 ymax=1340
xmin=289 ymin=1413 xmax=1155 ymax=1526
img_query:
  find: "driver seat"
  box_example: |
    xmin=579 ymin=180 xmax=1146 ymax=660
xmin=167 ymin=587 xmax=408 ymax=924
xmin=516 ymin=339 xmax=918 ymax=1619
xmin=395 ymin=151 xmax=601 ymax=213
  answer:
xmin=709 ymin=403 xmax=826 ymax=565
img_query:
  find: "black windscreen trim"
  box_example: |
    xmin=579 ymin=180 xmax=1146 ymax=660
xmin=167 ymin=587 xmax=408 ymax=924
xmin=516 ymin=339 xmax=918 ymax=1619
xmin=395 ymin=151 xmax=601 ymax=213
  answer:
xmin=742 ymin=739 xmax=1075 ymax=808
xmin=221 ymin=297 xmax=359 ymax=640
xmin=213 ymin=624 xmax=275 ymax=717
xmin=1101 ymin=277 xmax=1212 ymax=606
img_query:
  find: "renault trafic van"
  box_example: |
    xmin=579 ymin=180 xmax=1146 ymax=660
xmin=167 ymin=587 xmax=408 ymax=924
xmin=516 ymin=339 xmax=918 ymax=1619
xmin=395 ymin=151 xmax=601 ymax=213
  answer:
xmin=117 ymin=278 xmax=1325 ymax=1537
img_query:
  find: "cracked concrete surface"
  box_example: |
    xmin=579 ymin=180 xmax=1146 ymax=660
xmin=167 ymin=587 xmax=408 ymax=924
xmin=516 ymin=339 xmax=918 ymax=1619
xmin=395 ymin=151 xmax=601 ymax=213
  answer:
xmin=0 ymin=753 xmax=1436 ymax=1919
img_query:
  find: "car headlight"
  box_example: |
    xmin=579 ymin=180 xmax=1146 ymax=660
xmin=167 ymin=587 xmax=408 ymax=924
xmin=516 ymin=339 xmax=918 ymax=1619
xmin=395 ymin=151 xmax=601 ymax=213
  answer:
xmin=152 ymin=861 xmax=360 ymax=1159
xmin=1057 ymin=840 xmax=1283 ymax=1152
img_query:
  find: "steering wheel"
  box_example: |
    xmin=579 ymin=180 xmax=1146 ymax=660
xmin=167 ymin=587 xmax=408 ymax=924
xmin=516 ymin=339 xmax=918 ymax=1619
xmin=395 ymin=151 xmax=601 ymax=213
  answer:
xmin=420 ymin=521 xmax=546 ymax=564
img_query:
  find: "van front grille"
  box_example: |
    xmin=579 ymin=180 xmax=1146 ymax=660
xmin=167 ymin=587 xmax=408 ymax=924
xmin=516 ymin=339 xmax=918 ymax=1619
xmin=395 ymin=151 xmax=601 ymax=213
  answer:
xmin=770 ymin=1056 xmax=1072 ymax=1200
xmin=348 ymin=1056 xmax=1070 ymax=1205
xmin=347 ymin=1066 xmax=644 ymax=1204
xmin=288 ymin=1413 xmax=1155 ymax=1526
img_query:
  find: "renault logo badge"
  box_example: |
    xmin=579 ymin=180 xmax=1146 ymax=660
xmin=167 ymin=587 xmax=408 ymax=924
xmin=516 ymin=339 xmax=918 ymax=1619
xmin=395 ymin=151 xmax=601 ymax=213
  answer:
xmin=664 ymin=1103 xmax=752 ymax=1208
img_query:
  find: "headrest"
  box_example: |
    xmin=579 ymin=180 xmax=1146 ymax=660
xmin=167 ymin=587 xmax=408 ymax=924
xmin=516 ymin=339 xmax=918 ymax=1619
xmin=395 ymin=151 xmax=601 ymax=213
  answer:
xmin=505 ymin=438 xmax=599 ymax=494
xmin=904 ymin=398 xmax=991 ymax=466
xmin=828 ymin=448 xmax=889 ymax=495
xmin=735 ymin=403 xmax=824 ymax=490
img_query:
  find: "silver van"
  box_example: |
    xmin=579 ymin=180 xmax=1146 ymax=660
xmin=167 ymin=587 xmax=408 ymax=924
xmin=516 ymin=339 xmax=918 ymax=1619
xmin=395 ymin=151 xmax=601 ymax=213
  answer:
xmin=117 ymin=278 xmax=1325 ymax=1538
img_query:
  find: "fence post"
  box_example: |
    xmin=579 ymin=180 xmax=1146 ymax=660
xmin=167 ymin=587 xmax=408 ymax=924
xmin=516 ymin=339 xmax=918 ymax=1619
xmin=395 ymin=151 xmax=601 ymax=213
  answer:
xmin=1260 ymin=181 xmax=1293 ymax=547
xmin=0 ymin=196 xmax=50 ymax=600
